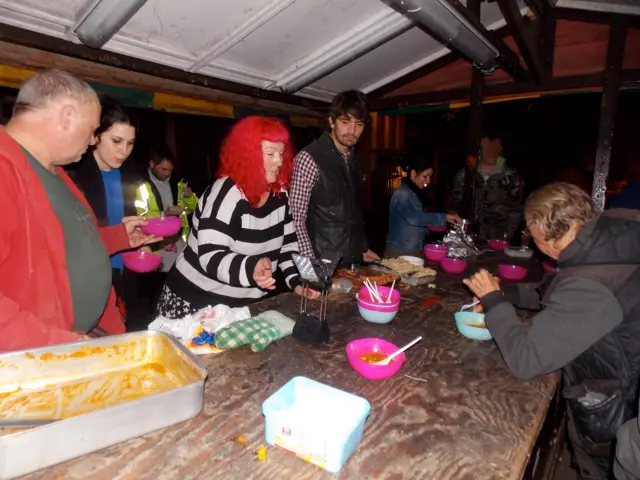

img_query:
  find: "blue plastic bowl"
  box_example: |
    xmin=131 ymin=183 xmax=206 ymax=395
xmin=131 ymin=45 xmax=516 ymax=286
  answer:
xmin=454 ymin=312 xmax=493 ymax=341
xmin=358 ymin=305 xmax=398 ymax=324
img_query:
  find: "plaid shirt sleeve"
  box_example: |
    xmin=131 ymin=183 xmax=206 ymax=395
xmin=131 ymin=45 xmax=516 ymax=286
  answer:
xmin=290 ymin=150 xmax=319 ymax=258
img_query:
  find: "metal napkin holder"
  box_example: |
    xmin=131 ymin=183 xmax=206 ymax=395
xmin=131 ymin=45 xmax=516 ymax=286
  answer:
xmin=291 ymin=254 xmax=339 ymax=345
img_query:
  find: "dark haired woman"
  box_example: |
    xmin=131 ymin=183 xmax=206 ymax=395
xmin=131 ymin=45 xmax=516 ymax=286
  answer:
xmin=385 ymin=157 xmax=460 ymax=259
xmin=157 ymin=116 xmax=319 ymax=319
xmin=69 ymin=96 xmax=147 ymax=330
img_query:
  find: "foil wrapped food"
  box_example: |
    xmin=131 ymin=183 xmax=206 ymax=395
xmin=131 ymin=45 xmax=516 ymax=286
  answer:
xmin=447 ymin=245 xmax=468 ymax=259
xmin=441 ymin=226 xmax=477 ymax=259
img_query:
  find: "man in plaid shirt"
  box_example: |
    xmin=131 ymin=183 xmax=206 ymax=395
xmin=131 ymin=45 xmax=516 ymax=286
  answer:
xmin=290 ymin=90 xmax=379 ymax=265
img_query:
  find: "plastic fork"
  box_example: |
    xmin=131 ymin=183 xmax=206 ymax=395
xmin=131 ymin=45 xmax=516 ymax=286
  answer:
xmin=460 ymin=299 xmax=480 ymax=312
xmin=373 ymin=336 xmax=423 ymax=366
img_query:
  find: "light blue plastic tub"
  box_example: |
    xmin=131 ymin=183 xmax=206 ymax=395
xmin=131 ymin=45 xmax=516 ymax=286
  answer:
xmin=454 ymin=311 xmax=493 ymax=341
xmin=262 ymin=376 xmax=371 ymax=473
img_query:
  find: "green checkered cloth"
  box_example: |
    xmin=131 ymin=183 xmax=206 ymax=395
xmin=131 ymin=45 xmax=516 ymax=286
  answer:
xmin=214 ymin=311 xmax=295 ymax=353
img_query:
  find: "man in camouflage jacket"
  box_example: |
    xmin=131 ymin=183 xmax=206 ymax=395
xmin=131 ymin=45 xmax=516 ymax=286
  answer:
xmin=452 ymin=135 xmax=523 ymax=241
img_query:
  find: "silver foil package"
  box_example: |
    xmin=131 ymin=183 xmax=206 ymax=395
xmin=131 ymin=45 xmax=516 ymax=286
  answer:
xmin=447 ymin=245 xmax=468 ymax=259
xmin=441 ymin=227 xmax=473 ymax=259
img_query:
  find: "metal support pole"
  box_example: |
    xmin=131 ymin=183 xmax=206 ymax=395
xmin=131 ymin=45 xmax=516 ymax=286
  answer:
xmin=461 ymin=0 xmax=484 ymax=220
xmin=592 ymin=18 xmax=627 ymax=211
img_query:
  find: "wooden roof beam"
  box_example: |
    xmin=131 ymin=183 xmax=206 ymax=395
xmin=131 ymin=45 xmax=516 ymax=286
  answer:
xmin=552 ymin=7 xmax=640 ymax=28
xmin=371 ymin=68 xmax=640 ymax=110
xmin=497 ymin=0 xmax=545 ymax=83
xmin=0 ymin=23 xmax=327 ymax=111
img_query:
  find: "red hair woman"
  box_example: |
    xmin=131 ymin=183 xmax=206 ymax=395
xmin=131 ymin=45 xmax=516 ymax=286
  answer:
xmin=156 ymin=116 xmax=319 ymax=318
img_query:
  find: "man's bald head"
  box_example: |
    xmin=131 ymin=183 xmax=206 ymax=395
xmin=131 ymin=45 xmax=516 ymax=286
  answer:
xmin=8 ymin=69 xmax=100 ymax=167
xmin=13 ymin=69 xmax=97 ymax=116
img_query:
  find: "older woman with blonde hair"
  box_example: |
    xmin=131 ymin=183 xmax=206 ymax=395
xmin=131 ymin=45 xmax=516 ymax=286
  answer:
xmin=463 ymin=182 xmax=640 ymax=479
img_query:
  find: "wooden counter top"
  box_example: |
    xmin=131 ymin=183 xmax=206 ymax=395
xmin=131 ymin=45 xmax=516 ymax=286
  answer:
xmin=24 ymin=254 xmax=559 ymax=480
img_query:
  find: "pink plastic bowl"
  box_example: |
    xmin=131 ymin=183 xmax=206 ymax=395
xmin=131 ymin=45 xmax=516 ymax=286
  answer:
xmin=498 ymin=264 xmax=528 ymax=280
xmin=440 ymin=257 xmax=468 ymax=274
xmin=122 ymin=251 xmax=162 ymax=273
xmin=346 ymin=338 xmax=406 ymax=380
xmin=357 ymin=299 xmax=400 ymax=313
xmin=428 ymin=225 xmax=447 ymax=233
xmin=487 ymin=239 xmax=510 ymax=252
xmin=424 ymin=243 xmax=449 ymax=261
xmin=357 ymin=285 xmax=401 ymax=308
xmin=140 ymin=216 xmax=182 ymax=237
xmin=543 ymin=260 xmax=558 ymax=273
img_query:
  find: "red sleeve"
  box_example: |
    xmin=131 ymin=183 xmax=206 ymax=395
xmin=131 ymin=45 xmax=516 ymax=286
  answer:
xmin=96 ymin=288 xmax=126 ymax=336
xmin=0 ymin=294 xmax=81 ymax=352
xmin=0 ymin=171 xmax=81 ymax=352
xmin=99 ymin=224 xmax=130 ymax=256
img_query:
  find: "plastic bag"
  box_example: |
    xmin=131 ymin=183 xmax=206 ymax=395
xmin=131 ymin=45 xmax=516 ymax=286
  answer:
xmin=148 ymin=304 xmax=251 ymax=355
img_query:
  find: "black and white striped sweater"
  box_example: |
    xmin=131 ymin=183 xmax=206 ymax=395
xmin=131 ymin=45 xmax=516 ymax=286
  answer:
xmin=165 ymin=177 xmax=300 ymax=308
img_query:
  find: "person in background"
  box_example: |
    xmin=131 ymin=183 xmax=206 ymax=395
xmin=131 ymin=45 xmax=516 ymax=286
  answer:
xmin=463 ymin=183 xmax=640 ymax=479
xmin=615 ymin=392 xmax=640 ymax=480
xmin=156 ymin=116 xmax=319 ymax=319
xmin=452 ymin=132 xmax=522 ymax=242
xmin=69 ymin=96 xmax=148 ymax=331
xmin=0 ymin=69 xmax=156 ymax=352
xmin=135 ymin=144 xmax=198 ymax=315
xmin=385 ymin=156 xmax=460 ymax=258
xmin=609 ymin=165 xmax=640 ymax=210
xmin=290 ymin=90 xmax=378 ymax=266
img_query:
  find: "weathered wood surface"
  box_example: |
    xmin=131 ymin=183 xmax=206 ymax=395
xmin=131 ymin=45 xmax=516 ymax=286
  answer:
xmin=24 ymin=253 xmax=559 ymax=480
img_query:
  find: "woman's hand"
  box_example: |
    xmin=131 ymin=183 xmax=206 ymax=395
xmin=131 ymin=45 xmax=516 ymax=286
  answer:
xmin=164 ymin=205 xmax=185 ymax=216
xmin=463 ymin=269 xmax=501 ymax=299
xmin=294 ymin=285 xmax=321 ymax=300
xmin=253 ymin=257 xmax=276 ymax=290
xmin=139 ymin=246 xmax=153 ymax=254
xmin=363 ymin=249 xmax=380 ymax=262
xmin=446 ymin=214 xmax=462 ymax=225
xmin=121 ymin=216 xmax=161 ymax=248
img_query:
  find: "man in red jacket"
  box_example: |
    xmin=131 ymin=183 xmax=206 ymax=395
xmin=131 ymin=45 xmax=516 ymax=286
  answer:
xmin=0 ymin=69 xmax=158 ymax=352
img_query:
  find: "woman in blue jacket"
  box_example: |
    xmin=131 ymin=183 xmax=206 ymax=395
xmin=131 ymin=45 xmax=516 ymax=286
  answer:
xmin=385 ymin=156 xmax=460 ymax=258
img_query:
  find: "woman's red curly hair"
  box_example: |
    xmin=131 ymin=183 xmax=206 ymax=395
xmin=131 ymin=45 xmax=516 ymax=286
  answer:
xmin=218 ymin=116 xmax=294 ymax=206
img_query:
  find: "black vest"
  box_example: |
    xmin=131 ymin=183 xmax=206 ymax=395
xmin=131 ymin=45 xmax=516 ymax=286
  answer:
xmin=541 ymin=215 xmax=640 ymax=452
xmin=303 ymin=133 xmax=367 ymax=264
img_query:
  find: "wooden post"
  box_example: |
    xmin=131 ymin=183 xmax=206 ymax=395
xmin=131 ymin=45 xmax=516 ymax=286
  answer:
xmin=166 ymin=117 xmax=178 ymax=160
xmin=592 ymin=18 xmax=627 ymax=211
xmin=460 ymin=0 xmax=484 ymax=219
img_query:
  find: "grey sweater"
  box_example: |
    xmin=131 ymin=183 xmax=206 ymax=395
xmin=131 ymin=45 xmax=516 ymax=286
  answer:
xmin=480 ymin=279 xmax=623 ymax=380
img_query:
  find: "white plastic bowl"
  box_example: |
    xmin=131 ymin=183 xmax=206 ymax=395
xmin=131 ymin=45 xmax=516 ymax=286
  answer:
xmin=398 ymin=255 xmax=423 ymax=266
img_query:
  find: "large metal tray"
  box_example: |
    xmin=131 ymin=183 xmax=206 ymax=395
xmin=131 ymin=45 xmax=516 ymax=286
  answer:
xmin=0 ymin=330 xmax=207 ymax=479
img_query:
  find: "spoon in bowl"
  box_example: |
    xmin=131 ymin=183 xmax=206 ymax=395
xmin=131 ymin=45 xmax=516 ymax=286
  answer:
xmin=460 ymin=299 xmax=480 ymax=312
xmin=373 ymin=336 xmax=423 ymax=366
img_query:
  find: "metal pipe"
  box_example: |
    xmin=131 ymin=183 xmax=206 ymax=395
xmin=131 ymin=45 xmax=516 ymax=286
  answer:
xmin=74 ymin=0 xmax=148 ymax=49
xmin=386 ymin=0 xmax=500 ymax=74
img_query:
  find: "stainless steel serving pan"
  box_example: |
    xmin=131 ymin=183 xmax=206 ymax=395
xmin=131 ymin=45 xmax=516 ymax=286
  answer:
xmin=0 ymin=330 xmax=207 ymax=479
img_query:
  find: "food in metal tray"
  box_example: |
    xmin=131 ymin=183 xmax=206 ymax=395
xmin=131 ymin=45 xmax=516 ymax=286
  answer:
xmin=0 ymin=331 xmax=206 ymax=479
xmin=360 ymin=272 xmax=397 ymax=286
xmin=336 ymin=267 xmax=398 ymax=286
xmin=0 ymin=335 xmax=202 ymax=425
